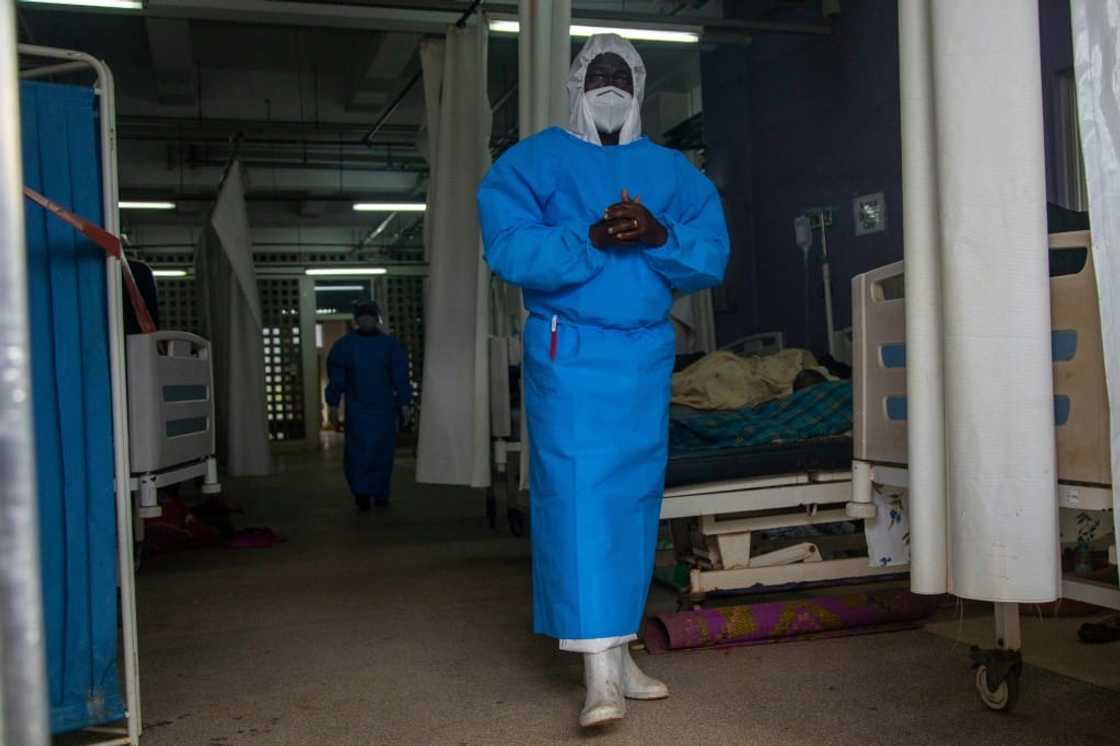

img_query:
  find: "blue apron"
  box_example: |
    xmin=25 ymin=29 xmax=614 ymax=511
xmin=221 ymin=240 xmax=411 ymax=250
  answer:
xmin=524 ymin=314 xmax=675 ymax=638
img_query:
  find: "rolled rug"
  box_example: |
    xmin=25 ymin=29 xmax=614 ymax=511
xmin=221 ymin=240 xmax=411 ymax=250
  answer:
xmin=643 ymin=589 xmax=939 ymax=654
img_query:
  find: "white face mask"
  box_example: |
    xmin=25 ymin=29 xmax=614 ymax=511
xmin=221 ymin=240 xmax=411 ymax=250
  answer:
xmin=586 ymin=86 xmax=633 ymax=134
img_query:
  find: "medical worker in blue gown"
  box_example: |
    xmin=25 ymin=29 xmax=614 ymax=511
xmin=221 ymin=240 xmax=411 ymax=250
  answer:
xmin=325 ymin=301 xmax=412 ymax=512
xmin=478 ymin=35 xmax=729 ymax=728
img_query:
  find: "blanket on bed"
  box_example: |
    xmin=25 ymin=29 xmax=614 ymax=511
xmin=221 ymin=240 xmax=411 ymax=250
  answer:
xmin=669 ymin=380 xmax=852 ymax=456
xmin=671 ymin=348 xmax=829 ymax=410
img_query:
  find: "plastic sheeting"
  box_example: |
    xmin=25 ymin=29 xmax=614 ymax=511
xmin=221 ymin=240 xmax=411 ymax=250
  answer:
xmin=415 ymin=23 xmax=492 ymax=488
xmin=928 ymin=1 xmax=1058 ymax=603
xmin=1072 ymin=0 xmax=1120 ymax=563
xmin=195 ymin=162 xmax=272 ymax=477
xmin=20 ymin=81 xmax=124 ymax=733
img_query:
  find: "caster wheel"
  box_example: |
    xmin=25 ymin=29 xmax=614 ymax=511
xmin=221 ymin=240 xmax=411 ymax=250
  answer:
xmin=676 ymin=595 xmax=706 ymax=611
xmin=682 ymin=592 xmax=706 ymax=610
xmin=975 ymin=665 xmax=1020 ymax=712
xmin=508 ymin=508 xmax=525 ymax=538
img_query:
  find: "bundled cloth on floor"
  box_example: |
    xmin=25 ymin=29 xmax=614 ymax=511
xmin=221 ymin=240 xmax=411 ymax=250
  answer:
xmin=670 ymin=380 xmax=852 ymax=457
xmin=642 ymin=589 xmax=938 ymax=654
xmin=143 ymin=497 xmax=285 ymax=556
xmin=671 ymin=348 xmax=829 ymax=410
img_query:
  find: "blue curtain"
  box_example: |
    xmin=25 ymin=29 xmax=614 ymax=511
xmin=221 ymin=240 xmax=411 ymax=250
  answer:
xmin=20 ymin=81 xmax=125 ymax=734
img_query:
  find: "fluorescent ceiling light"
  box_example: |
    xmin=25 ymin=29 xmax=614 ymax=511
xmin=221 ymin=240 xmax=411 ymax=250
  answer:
xmin=305 ymin=268 xmax=388 ymax=276
xmin=152 ymin=269 xmax=188 ymax=278
xmin=20 ymin=0 xmax=144 ymax=9
xmin=120 ymin=200 xmax=176 ymax=210
xmin=314 ymin=285 xmax=366 ymax=292
xmin=489 ymin=20 xmax=699 ymax=44
xmin=353 ymin=202 xmax=427 ymax=212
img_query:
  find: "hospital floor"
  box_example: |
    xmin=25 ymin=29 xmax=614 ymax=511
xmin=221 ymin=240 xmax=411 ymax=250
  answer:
xmin=96 ymin=448 xmax=1120 ymax=745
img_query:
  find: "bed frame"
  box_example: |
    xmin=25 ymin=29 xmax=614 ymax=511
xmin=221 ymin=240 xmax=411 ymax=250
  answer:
xmin=854 ymin=231 xmax=1113 ymax=486
xmin=659 ymin=330 xmax=900 ymax=604
xmin=661 ymin=468 xmax=900 ymax=604
xmin=851 ymin=229 xmax=1120 ymax=711
xmin=489 ymin=327 xmax=899 ymax=602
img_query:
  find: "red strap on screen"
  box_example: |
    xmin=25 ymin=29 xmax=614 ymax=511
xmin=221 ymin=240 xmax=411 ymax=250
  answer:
xmin=24 ymin=186 xmax=157 ymax=334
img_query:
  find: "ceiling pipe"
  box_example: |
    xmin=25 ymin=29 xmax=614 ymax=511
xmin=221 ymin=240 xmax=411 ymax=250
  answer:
xmin=149 ymin=0 xmax=825 ymax=35
xmin=352 ymin=211 xmax=398 ymax=254
xmin=23 ymin=0 xmax=828 ymax=37
xmin=363 ymin=0 xmax=485 ymax=145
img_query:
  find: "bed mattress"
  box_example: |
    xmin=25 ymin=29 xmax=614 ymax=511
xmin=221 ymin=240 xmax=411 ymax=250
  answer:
xmin=664 ymin=435 xmax=852 ymax=489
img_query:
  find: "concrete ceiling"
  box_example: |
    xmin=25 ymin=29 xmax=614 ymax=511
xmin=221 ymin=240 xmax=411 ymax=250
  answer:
xmin=15 ymin=0 xmax=828 ymax=256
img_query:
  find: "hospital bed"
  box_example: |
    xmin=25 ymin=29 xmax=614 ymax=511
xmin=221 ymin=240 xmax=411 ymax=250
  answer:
xmin=127 ymin=331 xmax=222 ymax=540
xmin=661 ymin=332 xmax=903 ymax=605
xmin=850 ymin=229 xmax=1120 ymax=710
xmin=488 ymin=327 xmax=907 ymax=601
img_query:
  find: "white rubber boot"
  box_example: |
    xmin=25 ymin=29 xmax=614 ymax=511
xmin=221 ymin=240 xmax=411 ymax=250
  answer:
xmin=580 ymin=647 xmax=626 ymax=727
xmin=621 ymin=645 xmax=669 ymax=700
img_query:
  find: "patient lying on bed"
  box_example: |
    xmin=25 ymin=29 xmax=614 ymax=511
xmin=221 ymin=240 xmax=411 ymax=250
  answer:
xmin=793 ymin=369 xmax=829 ymax=391
xmin=671 ymin=348 xmax=832 ymax=410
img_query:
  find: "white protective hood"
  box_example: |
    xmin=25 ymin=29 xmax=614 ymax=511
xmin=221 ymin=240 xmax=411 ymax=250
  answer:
xmin=567 ymin=34 xmax=646 ymax=146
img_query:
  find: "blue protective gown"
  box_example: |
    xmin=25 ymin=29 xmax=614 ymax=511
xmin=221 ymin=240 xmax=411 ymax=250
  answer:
xmin=325 ymin=331 xmax=411 ymax=499
xmin=478 ymin=127 xmax=729 ymax=640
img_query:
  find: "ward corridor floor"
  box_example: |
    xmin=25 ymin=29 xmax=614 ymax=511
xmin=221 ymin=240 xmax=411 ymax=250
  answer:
xmin=121 ymin=448 xmax=1119 ymax=746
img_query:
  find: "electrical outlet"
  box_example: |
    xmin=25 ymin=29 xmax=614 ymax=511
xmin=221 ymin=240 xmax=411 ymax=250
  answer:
xmin=853 ymin=192 xmax=886 ymax=235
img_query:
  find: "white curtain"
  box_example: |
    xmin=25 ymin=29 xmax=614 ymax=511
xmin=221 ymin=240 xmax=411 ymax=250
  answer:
xmin=1055 ymin=74 xmax=1090 ymax=212
xmin=900 ymin=1 xmax=1060 ymax=603
xmin=415 ymin=24 xmax=492 ymax=488
xmin=418 ymin=39 xmax=445 ymax=264
xmin=1072 ymin=0 xmax=1120 ymax=563
xmin=490 ymin=277 xmax=521 ymax=338
xmin=670 ymin=292 xmax=717 ymax=355
xmin=514 ymin=0 xmax=572 ymax=489
xmin=194 ymin=162 xmax=272 ymax=477
xmin=898 ymin=0 xmax=948 ymax=595
xmin=519 ymin=0 xmax=571 ymax=137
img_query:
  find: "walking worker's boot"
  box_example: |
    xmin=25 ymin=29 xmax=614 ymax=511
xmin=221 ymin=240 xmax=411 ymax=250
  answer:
xmin=579 ymin=647 xmax=625 ymax=728
xmin=621 ymin=644 xmax=668 ymax=700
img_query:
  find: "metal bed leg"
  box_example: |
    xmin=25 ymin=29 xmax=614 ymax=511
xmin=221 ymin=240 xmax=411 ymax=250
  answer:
xmin=970 ymin=602 xmax=1022 ymax=712
xmin=201 ymin=456 xmax=222 ymax=495
xmin=847 ymin=459 xmax=877 ymax=520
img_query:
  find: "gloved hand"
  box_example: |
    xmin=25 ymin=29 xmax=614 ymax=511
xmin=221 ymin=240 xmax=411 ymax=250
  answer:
xmin=328 ymin=407 xmax=340 ymax=430
xmin=590 ymin=189 xmax=668 ymax=250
